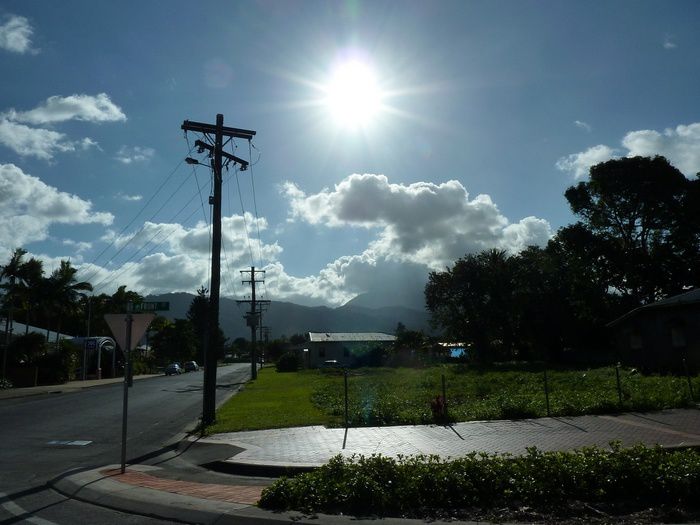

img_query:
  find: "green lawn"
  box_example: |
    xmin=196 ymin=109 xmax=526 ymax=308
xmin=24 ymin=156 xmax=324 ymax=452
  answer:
xmin=206 ymin=367 xmax=329 ymax=434
xmin=210 ymin=364 xmax=699 ymax=433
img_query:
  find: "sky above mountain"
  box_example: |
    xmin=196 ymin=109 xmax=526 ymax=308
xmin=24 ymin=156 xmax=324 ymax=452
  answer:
xmin=2 ymin=0 xmax=699 ymax=309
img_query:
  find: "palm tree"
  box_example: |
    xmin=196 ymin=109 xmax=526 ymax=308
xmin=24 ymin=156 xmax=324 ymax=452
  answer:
xmin=45 ymin=260 xmax=93 ymax=346
xmin=1 ymin=249 xmax=29 ymax=376
xmin=16 ymin=257 xmax=44 ymax=334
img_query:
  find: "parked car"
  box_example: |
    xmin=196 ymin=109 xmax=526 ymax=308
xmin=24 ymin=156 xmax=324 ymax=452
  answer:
xmin=183 ymin=361 xmax=199 ymax=372
xmin=165 ymin=363 xmax=182 ymax=375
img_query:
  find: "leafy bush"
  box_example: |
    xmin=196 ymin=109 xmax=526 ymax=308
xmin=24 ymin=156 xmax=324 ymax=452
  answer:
xmin=259 ymin=444 xmax=700 ymax=518
xmin=276 ymin=351 xmax=301 ymax=372
xmin=0 ymin=377 xmax=12 ymax=389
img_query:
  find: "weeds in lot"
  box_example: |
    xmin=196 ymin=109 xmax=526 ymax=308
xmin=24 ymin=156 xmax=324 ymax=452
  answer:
xmin=211 ymin=365 xmax=699 ymax=432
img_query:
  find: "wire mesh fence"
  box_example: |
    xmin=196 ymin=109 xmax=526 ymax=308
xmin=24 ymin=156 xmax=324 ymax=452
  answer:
xmin=322 ymin=361 xmax=699 ymax=429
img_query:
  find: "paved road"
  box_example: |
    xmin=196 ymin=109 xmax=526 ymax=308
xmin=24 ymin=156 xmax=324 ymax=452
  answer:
xmin=0 ymin=363 xmax=249 ymax=525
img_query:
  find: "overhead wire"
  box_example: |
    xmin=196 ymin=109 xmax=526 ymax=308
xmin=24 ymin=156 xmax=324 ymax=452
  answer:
xmin=91 ymin=176 xmax=212 ymax=293
xmin=248 ymin=140 xmax=268 ymax=300
xmin=78 ymin=147 xmax=194 ymax=283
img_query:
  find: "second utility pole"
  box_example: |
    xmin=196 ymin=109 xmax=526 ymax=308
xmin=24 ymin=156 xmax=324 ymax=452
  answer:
xmin=238 ymin=267 xmax=269 ymax=380
xmin=181 ymin=114 xmax=256 ymax=426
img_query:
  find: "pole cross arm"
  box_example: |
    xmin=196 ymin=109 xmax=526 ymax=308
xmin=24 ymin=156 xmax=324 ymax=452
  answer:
xmin=182 ymin=120 xmax=256 ymax=140
xmin=194 ymin=140 xmax=249 ymax=170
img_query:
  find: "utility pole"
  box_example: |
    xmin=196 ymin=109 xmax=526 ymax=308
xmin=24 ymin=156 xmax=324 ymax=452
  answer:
xmin=181 ymin=115 xmax=255 ymax=426
xmin=237 ymin=267 xmax=269 ymax=380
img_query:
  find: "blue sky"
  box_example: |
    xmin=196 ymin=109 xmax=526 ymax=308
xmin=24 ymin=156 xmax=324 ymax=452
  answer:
xmin=2 ymin=0 xmax=699 ymax=309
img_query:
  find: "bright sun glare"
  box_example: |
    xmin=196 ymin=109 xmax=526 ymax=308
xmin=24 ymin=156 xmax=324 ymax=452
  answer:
xmin=324 ymin=60 xmax=383 ymax=129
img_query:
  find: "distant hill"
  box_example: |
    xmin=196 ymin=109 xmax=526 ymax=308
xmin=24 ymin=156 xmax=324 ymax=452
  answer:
xmin=145 ymin=292 xmax=432 ymax=340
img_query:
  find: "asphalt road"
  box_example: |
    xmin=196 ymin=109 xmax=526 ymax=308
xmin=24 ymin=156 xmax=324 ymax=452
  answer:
xmin=0 ymin=363 xmax=250 ymax=524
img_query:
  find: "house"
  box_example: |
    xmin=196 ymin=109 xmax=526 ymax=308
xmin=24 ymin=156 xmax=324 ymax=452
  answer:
xmin=301 ymin=332 xmax=397 ymax=368
xmin=607 ymin=288 xmax=700 ymax=372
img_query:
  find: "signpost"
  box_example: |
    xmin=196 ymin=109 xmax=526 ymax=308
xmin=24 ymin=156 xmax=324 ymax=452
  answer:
xmin=132 ymin=301 xmax=169 ymax=313
xmin=104 ymin=301 xmax=164 ymax=474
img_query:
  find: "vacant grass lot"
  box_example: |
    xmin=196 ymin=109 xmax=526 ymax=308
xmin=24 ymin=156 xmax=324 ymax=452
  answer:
xmin=211 ymin=364 xmax=699 ymax=432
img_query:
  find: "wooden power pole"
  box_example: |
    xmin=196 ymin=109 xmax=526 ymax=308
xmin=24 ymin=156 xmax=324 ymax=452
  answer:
xmin=238 ymin=267 xmax=269 ymax=380
xmin=181 ymin=114 xmax=255 ymax=425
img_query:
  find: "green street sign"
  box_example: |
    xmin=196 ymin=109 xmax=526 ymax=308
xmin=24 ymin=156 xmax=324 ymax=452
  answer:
xmin=133 ymin=301 xmax=170 ymax=312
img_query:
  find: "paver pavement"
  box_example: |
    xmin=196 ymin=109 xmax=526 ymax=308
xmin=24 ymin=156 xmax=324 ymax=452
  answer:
xmin=50 ymin=408 xmax=700 ymax=524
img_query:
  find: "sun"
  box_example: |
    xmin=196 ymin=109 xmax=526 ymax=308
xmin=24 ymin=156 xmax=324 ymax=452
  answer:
xmin=323 ymin=60 xmax=384 ymax=129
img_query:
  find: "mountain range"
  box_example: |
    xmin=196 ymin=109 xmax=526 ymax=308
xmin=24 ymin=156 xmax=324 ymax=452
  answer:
xmin=145 ymin=292 xmax=432 ymax=341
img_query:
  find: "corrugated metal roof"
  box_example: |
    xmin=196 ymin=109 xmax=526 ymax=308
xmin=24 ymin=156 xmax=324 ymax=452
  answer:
xmin=607 ymin=288 xmax=700 ymax=327
xmin=308 ymin=332 xmax=396 ymax=343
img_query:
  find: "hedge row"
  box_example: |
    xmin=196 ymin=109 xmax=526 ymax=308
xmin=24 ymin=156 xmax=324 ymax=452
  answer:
xmin=259 ymin=443 xmax=700 ymax=518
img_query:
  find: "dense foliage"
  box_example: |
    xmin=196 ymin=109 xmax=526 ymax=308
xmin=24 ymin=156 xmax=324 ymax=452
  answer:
xmin=259 ymin=444 xmax=700 ymax=518
xmin=426 ymin=156 xmax=700 ymax=364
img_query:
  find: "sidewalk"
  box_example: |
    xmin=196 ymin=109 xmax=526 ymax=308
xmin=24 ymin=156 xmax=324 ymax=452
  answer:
xmin=51 ymin=408 xmax=700 ymax=524
xmin=0 ymin=374 xmax=160 ymax=400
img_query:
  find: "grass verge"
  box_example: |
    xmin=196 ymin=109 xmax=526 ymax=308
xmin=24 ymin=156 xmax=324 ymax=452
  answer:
xmin=206 ymin=367 xmax=329 ymax=434
xmin=210 ymin=365 xmax=699 ymax=433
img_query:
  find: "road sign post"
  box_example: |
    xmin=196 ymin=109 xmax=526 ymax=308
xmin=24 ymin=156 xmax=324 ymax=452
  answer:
xmin=104 ymin=306 xmax=156 ymax=475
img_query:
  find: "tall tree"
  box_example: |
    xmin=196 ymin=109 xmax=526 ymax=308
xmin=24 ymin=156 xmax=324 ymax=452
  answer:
xmin=564 ymin=155 xmax=698 ymax=304
xmin=45 ymin=260 xmax=93 ymax=344
xmin=187 ymin=286 xmax=209 ymax=364
xmin=425 ymin=249 xmax=517 ymax=362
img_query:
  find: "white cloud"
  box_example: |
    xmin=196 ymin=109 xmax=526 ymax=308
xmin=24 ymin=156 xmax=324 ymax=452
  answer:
xmin=559 ymin=122 xmax=700 ymax=179
xmin=0 ymin=15 xmax=35 ymax=54
xmin=555 ymin=144 xmax=616 ymax=179
xmin=622 ymin=123 xmax=700 ymax=176
xmin=8 ymin=93 xmax=126 ymax=125
xmin=114 ymin=145 xmax=155 ymax=164
xmin=0 ymin=93 xmax=123 ymax=159
xmin=574 ymin=120 xmax=591 ymax=132
xmin=663 ymin=36 xmax=677 ymax=49
xmin=0 ymin=118 xmax=76 ymax=159
xmin=86 ymin=213 xmax=283 ymax=296
xmin=62 ymin=239 xmax=92 ymax=253
xmin=283 ymin=173 xmax=551 ymax=270
xmin=117 ymin=192 xmax=143 ymax=202
xmin=0 ymin=163 xmax=113 ymax=253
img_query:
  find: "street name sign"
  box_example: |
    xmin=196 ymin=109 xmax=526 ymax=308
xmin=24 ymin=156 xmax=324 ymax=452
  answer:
xmin=132 ymin=301 xmax=169 ymax=312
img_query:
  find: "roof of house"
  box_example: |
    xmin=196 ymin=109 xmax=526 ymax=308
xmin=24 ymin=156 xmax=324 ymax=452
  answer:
xmin=3 ymin=320 xmax=74 ymax=341
xmin=307 ymin=332 xmax=397 ymax=343
xmin=607 ymin=288 xmax=700 ymax=327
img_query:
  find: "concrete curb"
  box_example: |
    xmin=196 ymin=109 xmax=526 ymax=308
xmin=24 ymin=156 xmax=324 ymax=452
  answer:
xmin=50 ymin=464 xmax=453 ymax=525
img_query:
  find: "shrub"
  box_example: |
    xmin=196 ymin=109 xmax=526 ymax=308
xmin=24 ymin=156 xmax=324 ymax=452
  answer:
xmin=0 ymin=377 xmax=12 ymax=389
xmin=259 ymin=445 xmax=700 ymax=518
xmin=276 ymin=351 xmax=300 ymax=372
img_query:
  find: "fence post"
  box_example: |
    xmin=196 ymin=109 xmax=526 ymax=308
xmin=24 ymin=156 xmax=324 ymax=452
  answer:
xmin=683 ymin=358 xmax=695 ymax=403
xmin=441 ymin=373 xmax=448 ymax=420
xmin=344 ymin=368 xmax=349 ymax=428
xmin=543 ymin=368 xmax=551 ymax=417
xmin=615 ymin=362 xmax=623 ymax=406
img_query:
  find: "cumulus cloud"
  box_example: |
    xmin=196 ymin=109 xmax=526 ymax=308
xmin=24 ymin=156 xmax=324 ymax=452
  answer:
xmin=0 ymin=15 xmax=35 ymax=54
xmin=0 ymin=163 xmax=113 ymax=253
xmin=0 ymin=93 xmax=124 ymax=159
xmin=62 ymin=239 xmax=92 ymax=253
xmin=556 ymin=144 xmax=616 ymax=179
xmin=283 ymin=173 xmax=552 ymax=270
xmin=7 ymin=93 xmax=126 ymax=124
xmin=0 ymin=118 xmax=76 ymax=159
xmin=86 ymin=213 xmax=283 ymax=296
xmin=558 ymin=122 xmax=700 ymax=179
xmin=622 ymin=123 xmax=700 ymax=176
xmin=114 ymin=146 xmax=154 ymax=164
